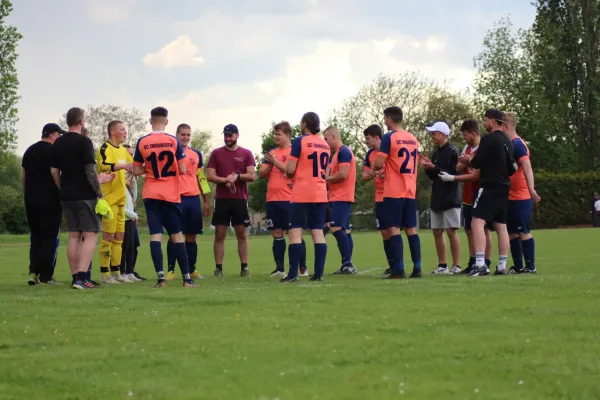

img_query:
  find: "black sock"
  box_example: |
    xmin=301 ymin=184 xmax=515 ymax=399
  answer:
xmin=76 ymin=271 xmax=87 ymax=281
xmin=241 ymin=263 xmax=248 ymax=270
xmin=216 ymin=264 xmax=223 ymax=271
xmin=72 ymin=274 xmax=77 ymax=283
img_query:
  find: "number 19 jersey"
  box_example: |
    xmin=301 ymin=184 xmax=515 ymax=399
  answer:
xmin=378 ymin=129 xmax=419 ymax=199
xmin=289 ymin=134 xmax=331 ymax=203
xmin=133 ymin=132 xmax=186 ymax=203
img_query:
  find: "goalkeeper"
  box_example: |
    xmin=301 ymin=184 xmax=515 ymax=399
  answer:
xmin=166 ymin=124 xmax=211 ymax=280
xmin=95 ymin=120 xmax=134 ymax=284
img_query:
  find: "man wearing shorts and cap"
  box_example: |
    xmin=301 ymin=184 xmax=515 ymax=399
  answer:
xmin=420 ymin=121 xmax=462 ymax=274
xmin=206 ymin=124 xmax=256 ymax=277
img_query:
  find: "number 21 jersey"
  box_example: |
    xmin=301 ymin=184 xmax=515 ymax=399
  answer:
xmin=378 ymin=130 xmax=419 ymax=200
xmin=289 ymin=134 xmax=331 ymax=203
xmin=133 ymin=132 xmax=186 ymax=203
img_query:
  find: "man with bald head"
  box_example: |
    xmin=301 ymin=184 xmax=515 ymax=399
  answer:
xmin=324 ymin=126 xmax=357 ymax=275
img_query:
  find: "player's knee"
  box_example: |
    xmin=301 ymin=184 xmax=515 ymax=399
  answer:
xmin=235 ymin=229 xmax=247 ymax=241
xmin=446 ymin=228 xmax=458 ymax=237
xmin=272 ymin=229 xmax=284 ymax=239
xmin=185 ymin=235 xmax=196 ymax=242
xmin=330 ymin=226 xmax=341 ymax=233
xmin=103 ymin=232 xmax=115 ymax=242
xmin=114 ymin=232 xmax=124 ymax=241
xmin=432 ymin=228 xmax=444 ymax=237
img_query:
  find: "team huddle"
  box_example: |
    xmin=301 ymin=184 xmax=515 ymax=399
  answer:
xmin=22 ymin=104 xmax=539 ymax=289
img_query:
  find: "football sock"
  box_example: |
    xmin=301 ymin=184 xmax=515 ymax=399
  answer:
xmin=439 ymin=263 xmax=448 ymax=269
xmin=333 ymin=230 xmax=350 ymax=265
xmin=173 ymin=242 xmax=190 ymax=277
xmin=216 ymin=264 xmax=223 ymax=271
xmin=468 ymin=256 xmax=475 ymax=268
xmin=521 ymin=238 xmax=535 ymax=270
xmin=498 ymin=255 xmax=508 ymax=270
xmin=166 ymin=240 xmax=176 ymax=272
xmin=185 ymin=241 xmax=197 ymax=273
xmin=288 ymin=243 xmax=301 ymax=278
xmin=86 ymin=262 xmax=92 ymax=281
xmin=99 ymin=240 xmax=111 ymax=277
xmin=299 ymin=238 xmax=307 ymax=267
xmin=314 ymin=243 xmax=327 ymax=278
xmin=110 ymin=240 xmax=123 ymax=274
xmin=100 ymin=266 xmax=110 ymax=277
xmin=76 ymin=271 xmax=87 ymax=282
xmin=510 ymin=238 xmax=524 ymax=270
xmin=475 ymin=252 xmax=485 ymax=268
xmin=241 ymin=263 xmax=248 ymax=271
xmin=150 ymin=241 xmax=164 ymax=278
xmin=273 ymin=237 xmax=286 ymax=271
xmin=323 ymin=226 xmax=330 ymax=236
xmin=485 ymin=258 xmax=492 ymax=267
xmin=346 ymin=233 xmax=354 ymax=263
xmin=407 ymin=234 xmax=422 ymax=271
xmin=390 ymin=234 xmax=404 ymax=272
xmin=383 ymin=239 xmax=392 ymax=268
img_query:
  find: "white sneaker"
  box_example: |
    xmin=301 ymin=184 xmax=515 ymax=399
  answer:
xmin=450 ymin=265 xmax=462 ymax=274
xmin=101 ymin=275 xmax=120 ymax=284
xmin=127 ymin=273 xmax=142 ymax=282
xmin=431 ymin=266 xmax=450 ymax=274
xmin=112 ymin=274 xmax=130 ymax=283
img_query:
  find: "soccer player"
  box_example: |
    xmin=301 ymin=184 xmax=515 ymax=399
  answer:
xmin=324 ymin=126 xmax=357 ymax=275
xmin=280 ymin=112 xmax=330 ymax=283
xmin=51 ymin=107 xmax=112 ymax=290
xmin=132 ymin=106 xmax=196 ymax=288
xmin=439 ymin=109 xmax=516 ymax=276
xmin=502 ymin=113 xmax=541 ymax=274
xmin=96 ymin=120 xmax=134 ymax=284
xmin=456 ymin=119 xmax=492 ymax=274
xmin=166 ymin=124 xmax=211 ymax=280
xmin=373 ymin=106 xmax=422 ymax=279
xmin=206 ymin=124 xmax=256 ymax=277
xmin=420 ymin=121 xmax=462 ymax=274
xmin=259 ymin=121 xmax=308 ymax=277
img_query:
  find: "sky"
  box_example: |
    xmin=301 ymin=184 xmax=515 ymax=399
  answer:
xmin=10 ymin=0 xmax=535 ymax=155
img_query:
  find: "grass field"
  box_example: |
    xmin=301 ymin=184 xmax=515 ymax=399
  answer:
xmin=1 ymin=228 xmax=599 ymax=400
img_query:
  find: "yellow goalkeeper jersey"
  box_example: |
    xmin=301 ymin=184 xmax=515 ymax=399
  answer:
xmin=96 ymin=141 xmax=131 ymax=206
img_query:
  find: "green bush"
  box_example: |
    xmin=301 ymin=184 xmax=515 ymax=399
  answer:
xmin=0 ymin=185 xmax=28 ymax=234
xmin=533 ymin=172 xmax=600 ymax=228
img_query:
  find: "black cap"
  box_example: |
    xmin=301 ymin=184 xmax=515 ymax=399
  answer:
xmin=223 ymin=124 xmax=239 ymax=135
xmin=42 ymin=123 xmax=65 ymax=137
xmin=484 ymin=109 xmax=505 ymax=123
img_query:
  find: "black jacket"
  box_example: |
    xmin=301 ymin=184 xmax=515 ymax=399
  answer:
xmin=425 ymin=142 xmax=462 ymax=212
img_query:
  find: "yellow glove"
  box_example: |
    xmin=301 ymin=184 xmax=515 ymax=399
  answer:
xmin=95 ymin=199 xmax=114 ymax=219
xmin=196 ymin=168 xmax=211 ymax=194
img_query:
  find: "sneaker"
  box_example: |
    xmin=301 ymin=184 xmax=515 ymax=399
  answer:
xmin=101 ymin=275 xmax=120 ymax=284
xmin=385 ymin=271 xmax=406 ymax=279
xmin=44 ymin=279 xmax=63 ymax=286
xmin=458 ymin=265 xmax=473 ymax=275
xmin=450 ymin=265 xmax=462 ymax=274
xmin=299 ymin=266 xmax=309 ymax=277
xmin=83 ymin=280 xmax=96 ymax=289
xmin=90 ymin=280 xmax=101 ymax=287
xmin=214 ymin=268 xmax=223 ymax=278
xmin=494 ymin=267 xmax=509 ymax=275
xmin=240 ymin=268 xmax=250 ymax=277
xmin=190 ymin=271 xmax=205 ymax=280
xmin=309 ymin=275 xmax=323 ymax=281
xmin=524 ymin=267 xmax=537 ymax=274
xmin=72 ymin=280 xmax=88 ymax=290
xmin=432 ymin=265 xmax=450 ymax=274
xmin=507 ymin=266 xmax=524 ymax=274
xmin=332 ymin=266 xmax=344 ymax=275
xmin=153 ymin=279 xmax=166 ymax=288
xmin=28 ymin=273 xmax=39 ymax=286
xmin=467 ymin=266 xmax=490 ymax=277
xmin=166 ymin=271 xmax=175 ymax=280
xmin=270 ymin=269 xmax=285 ymax=277
xmin=113 ymin=274 xmax=131 ymax=283
xmin=280 ymin=276 xmax=298 ymax=283
xmin=183 ymin=279 xmax=198 ymax=287
xmin=126 ymin=273 xmax=142 ymax=282
xmin=383 ymin=268 xmax=393 ymax=275
xmin=341 ymin=265 xmax=358 ymax=275
xmin=133 ymin=272 xmax=147 ymax=281
xmin=409 ymin=270 xmax=422 ymax=278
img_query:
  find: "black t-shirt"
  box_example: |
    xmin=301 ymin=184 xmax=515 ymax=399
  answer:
xmin=50 ymin=132 xmax=97 ymax=201
xmin=21 ymin=141 xmax=61 ymax=209
xmin=471 ymin=130 xmax=514 ymax=188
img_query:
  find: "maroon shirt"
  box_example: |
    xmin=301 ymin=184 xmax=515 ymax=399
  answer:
xmin=207 ymin=146 xmax=255 ymax=200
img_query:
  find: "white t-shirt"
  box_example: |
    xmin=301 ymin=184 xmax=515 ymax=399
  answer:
xmin=595 ymin=199 xmax=600 ymax=212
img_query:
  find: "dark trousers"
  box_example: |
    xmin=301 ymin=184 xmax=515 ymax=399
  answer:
xmin=120 ymin=220 xmax=138 ymax=274
xmin=26 ymin=204 xmax=62 ymax=282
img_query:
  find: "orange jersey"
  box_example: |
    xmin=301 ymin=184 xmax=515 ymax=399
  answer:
xmin=377 ymin=129 xmax=419 ymax=199
xmin=263 ymin=146 xmax=293 ymax=202
xmin=509 ymin=136 xmax=531 ymax=201
xmin=289 ymin=134 xmax=330 ymax=203
xmin=461 ymin=144 xmax=480 ymax=205
xmin=179 ymin=147 xmax=203 ymax=197
xmin=328 ymin=145 xmax=356 ymax=202
xmin=364 ymin=148 xmax=385 ymax=202
xmin=133 ymin=132 xmax=185 ymax=203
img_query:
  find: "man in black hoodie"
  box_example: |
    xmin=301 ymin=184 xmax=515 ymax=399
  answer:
xmin=420 ymin=121 xmax=462 ymax=274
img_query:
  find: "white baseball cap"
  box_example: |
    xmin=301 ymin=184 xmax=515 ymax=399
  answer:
xmin=425 ymin=121 xmax=450 ymax=136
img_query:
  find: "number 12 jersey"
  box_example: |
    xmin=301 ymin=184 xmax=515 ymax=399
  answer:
xmin=378 ymin=129 xmax=419 ymax=199
xmin=288 ymin=134 xmax=331 ymax=203
xmin=133 ymin=132 xmax=186 ymax=203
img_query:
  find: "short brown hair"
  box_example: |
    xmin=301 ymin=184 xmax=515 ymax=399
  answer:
xmin=273 ymin=121 xmax=292 ymax=136
xmin=460 ymin=119 xmax=480 ymax=134
xmin=66 ymin=107 xmax=85 ymax=128
xmin=176 ymin=123 xmax=191 ymax=134
xmin=107 ymin=120 xmax=123 ymax=138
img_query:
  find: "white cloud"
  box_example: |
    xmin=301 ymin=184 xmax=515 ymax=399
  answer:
xmin=142 ymin=35 xmax=205 ymax=69
xmin=87 ymin=0 xmax=136 ymax=23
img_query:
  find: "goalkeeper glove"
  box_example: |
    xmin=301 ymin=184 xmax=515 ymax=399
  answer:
xmin=95 ymin=199 xmax=114 ymax=219
xmin=438 ymin=172 xmax=456 ymax=182
xmin=196 ymin=168 xmax=211 ymax=194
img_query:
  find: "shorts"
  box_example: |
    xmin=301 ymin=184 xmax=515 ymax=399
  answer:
xmin=180 ymin=195 xmax=204 ymax=235
xmin=61 ymin=199 xmax=101 ymax=232
xmin=507 ymin=199 xmax=533 ymax=234
xmin=463 ymin=204 xmax=494 ymax=231
xmin=266 ymin=201 xmax=290 ymax=231
xmin=143 ymin=198 xmax=183 ymax=235
xmin=289 ymin=202 xmax=327 ymax=229
xmin=375 ymin=201 xmax=386 ymax=230
xmin=383 ymin=197 xmax=417 ymax=229
xmin=325 ymin=203 xmax=331 ymax=224
xmin=431 ymin=208 xmax=461 ymax=230
xmin=101 ymin=204 xmax=125 ymax=234
xmin=212 ymin=198 xmax=250 ymax=227
xmin=472 ymin=186 xmax=509 ymax=225
xmin=329 ymin=201 xmax=352 ymax=230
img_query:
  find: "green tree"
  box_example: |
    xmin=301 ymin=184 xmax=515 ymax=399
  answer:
xmin=190 ymin=129 xmax=213 ymax=157
xmin=0 ymin=0 xmax=22 ymax=159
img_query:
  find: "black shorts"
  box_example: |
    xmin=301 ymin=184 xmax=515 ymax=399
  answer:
xmin=472 ymin=186 xmax=509 ymax=225
xmin=61 ymin=200 xmax=101 ymax=232
xmin=212 ymin=199 xmax=250 ymax=227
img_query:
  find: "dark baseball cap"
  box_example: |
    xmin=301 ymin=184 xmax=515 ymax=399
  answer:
xmin=223 ymin=124 xmax=239 ymax=135
xmin=484 ymin=109 xmax=505 ymax=123
xmin=42 ymin=123 xmax=66 ymax=137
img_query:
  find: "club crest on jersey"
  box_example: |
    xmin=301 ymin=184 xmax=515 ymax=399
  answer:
xmin=234 ymin=157 xmax=244 ymax=162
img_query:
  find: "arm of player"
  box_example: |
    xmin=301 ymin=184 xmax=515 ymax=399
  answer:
xmin=457 ymin=161 xmax=467 ymax=174
xmin=21 ymin=168 xmax=25 ymax=191
xmin=439 ymin=168 xmax=480 ymax=182
xmin=84 ymin=164 xmax=104 ymax=198
xmin=206 ymin=167 xmax=229 ymax=184
xmin=374 ymin=133 xmax=390 ymax=171
xmin=239 ymin=166 xmax=256 ymax=182
xmin=259 ymin=161 xmax=272 ymax=179
xmin=362 ymin=167 xmax=375 ymax=182
xmin=520 ymin=157 xmax=541 ymax=202
xmin=285 ymin=159 xmax=297 ymax=178
xmin=50 ymin=168 xmax=61 ymax=190
xmin=286 ymin=137 xmax=302 ymax=178
xmin=327 ymin=165 xmax=350 ymax=183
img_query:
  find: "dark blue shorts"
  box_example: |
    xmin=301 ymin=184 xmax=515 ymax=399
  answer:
xmin=329 ymin=201 xmax=352 ymax=230
xmin=144 ymin=198 xmax=183 ymax=235
xmin=180 ymin=195 xmax=203 ymax=235
xmin=375 ymin=201 xmax=386 ymax=230
xmin=383 ymin=197 xmax=417 ymax=229
xmin=266 ymin=201 xmax=290 ymax=231
xmin=289 ymin=202 xmax=327 ymax=230
xmin=507 ymin=199 xmax=533 ymax=234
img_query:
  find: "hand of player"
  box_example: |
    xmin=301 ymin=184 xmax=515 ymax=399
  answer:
xmin=264 ymin=152 xmax=275 ymax=164
xmin=438 ymin=171 xmax=456 ymax=182
xmin=530 ymin=189 xmax=541 ymax=203
xmin=98 ymin=172 xmax=116 ymax=184
xmin=458 ymin=154 xmax=472 ymax=165
xmin=374 ymin=169 xmax=385 ymax=179
xmin=203 ymin=202 xmax=211 ymax=216
xmin=226 ymin=173 xmax=237 ymax=183
xmin=421 ymin=160 xmax=435 ymax=170
xmin=123 ymin=163 xmax=134 ymax=173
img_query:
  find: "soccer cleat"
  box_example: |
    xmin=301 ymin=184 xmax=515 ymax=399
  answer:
xmin=457 ymin=265 xmax=473 ymax=275
xmin=126 ymin=273 xmax=142 ymax=282
xmin=270 ymin=269 xmax=285 ymax=277
xmin=309 ymin=275 xmax=323 ymax=281
xmin=166 ymin=271 xmax=175 ymax=280
xmin=341 ymin=265 xmax=357 ymax=275
xmin=83 ymin=280 xmax=96 ymax=289
xmin=114 ymin=274 xmax=132 ymax=283
xmin=133 ymin=272 xmax=147 ymax=281
xmin=214 ymin=268 xmax=223 ymax=277
xmin=450 ymin=265 xmax=462 ymax=274
xmin=280 ymin=276 xmax=298 ymax=283
xmin=332 ymin=266 xmax=344 ymax=275
xmin=240 ymin=268 xmax=250 ymax=277
xmin=383 ymin=268 xmax=393 ymax=275
xmin=190 ymin=271 xmax=205 ymax=280
xmin=299 ymin=266 xmax=309 ymax=277
xmin=72 ymin=280 xmax=88 ymax=290
xmin=431 ymin=266 xmax=450 ymax=274
xmin=90 ymin=280 xmax=101 ymax=287
xmin=101 ymin=275 xmax=120 ymax=284
xmin=494 ymin=267 xmax=509 ymax=275
xmin=44 ymin=279 xmax=63 ymax=286
xmin=409 ymin=270 xmax=422 ymax=279
xmin=467 ymin=266 xmax=490 ymax=277
xmin=28 ymin=273 xmax=40 ymax=286
xmin=385 ymin=271 xmax=406 ymax=279
xmin=183 ymin=279 xmax=198 ymax=287
xmin=153 ymin=279 xmax=166 ymax=288
xmin=506 ymin=266 xmax=524 ymax=274
xmin=524 ymin=267 xmax=537 ymax=274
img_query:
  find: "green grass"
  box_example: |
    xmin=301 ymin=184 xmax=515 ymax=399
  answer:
xmin=1 ymin=228 xmax=599 ymax=399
